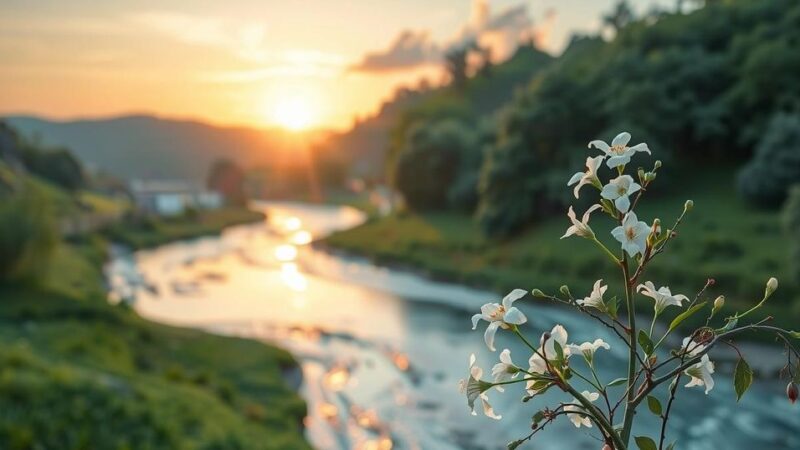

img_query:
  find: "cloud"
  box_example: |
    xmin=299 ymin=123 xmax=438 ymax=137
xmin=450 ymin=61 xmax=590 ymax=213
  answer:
xmin=199 ymin=50 xmax=346 ymax=83
xmin=349 ymin=30 xmax=441 ymax=72
xmin=129 ymin=11 xmax=268 ymax=62
xmin=351 ymin=1 xmax=551 ymax=73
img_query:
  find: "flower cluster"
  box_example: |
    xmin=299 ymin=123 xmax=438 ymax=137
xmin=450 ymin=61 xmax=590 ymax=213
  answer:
xmin=460 ymin=131 xmax=797 ymax=450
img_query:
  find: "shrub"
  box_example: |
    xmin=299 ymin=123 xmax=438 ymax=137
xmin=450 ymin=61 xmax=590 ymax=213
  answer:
xmin=0 ymin=182 xmax=59 ymax=283
xmin=738 ymin=112 xmax=800 ymax=208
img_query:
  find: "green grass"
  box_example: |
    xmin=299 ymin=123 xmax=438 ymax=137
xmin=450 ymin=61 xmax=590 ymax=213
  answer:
xmin=323 ymin=169 xmax=798 ymax=333
xmin=0 ymin=236 xmax=310 ymax=450
xmin=105 ymin=207 xmax=265 ymax=249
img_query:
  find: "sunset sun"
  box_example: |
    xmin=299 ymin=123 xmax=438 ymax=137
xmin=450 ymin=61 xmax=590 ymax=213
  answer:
xmin=268 ymin=95 xmax=318 ymax=131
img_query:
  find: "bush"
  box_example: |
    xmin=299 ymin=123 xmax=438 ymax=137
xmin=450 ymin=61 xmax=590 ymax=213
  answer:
xmin=0 ymin=183 xmax=59 ymax=283
xmin=738 ymin=113 xmax=800 ymax=208
xmin=784 ymin=185 xmax=800 ymax=280
xmin=392 ymin=120 xmax=480 ymax=210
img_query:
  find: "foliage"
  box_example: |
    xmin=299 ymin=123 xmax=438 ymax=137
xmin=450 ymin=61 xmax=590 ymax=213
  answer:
xmin=207 ymin=158 xmax=246 ymax=205
xmin=1 ymin=121 xmax=85 ymax=191
xmin=475 ymin=0 xmax=800 ymax=236
xmin=0 ymin=179 xmax=58 ymax=283
xmin=104 ymin=207 xmax=264 ymax=249
xmin=738 ymin=113 xmax=800 ymax=208
xmin=462 ymin=131 xmax=798 ymax=449
xmin=393 ymin=119 xmax=482 ymax=210
xmin=784 ymin=185 xmax=800 ymax=282
xmin=0 ymin=241 xmax=310 ymax=450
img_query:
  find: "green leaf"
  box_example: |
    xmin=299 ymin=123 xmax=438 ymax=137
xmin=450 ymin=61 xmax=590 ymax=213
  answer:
xmin=734 ymin=357 xmax=753 ymax=402
xmin=635 ymin=436 xmax=658 ymax=450
xmin=553 ymin=340 xmax=564 ymax=362
xmin=607 ymin=296 xmax=619 ymax=319
xmin=532 ymin=411 xmax=545 ymax=424
xmin=647 ymin=395 xmax=663 ymax=416
xmin=608 ymin=377 xmax=627 ymax=387
xmin=638 ymin=330 xmax=654 ymax=355
xmin=789 ymin=331 xmax=800 ymax=339
xmin=668 ymin=302 xmax=707 ymax=333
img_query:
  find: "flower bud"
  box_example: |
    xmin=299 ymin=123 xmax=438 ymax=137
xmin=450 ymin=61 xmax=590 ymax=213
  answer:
xmin=644 ymin=172 xmax=656 ymax=182
xmin=602 ymin=445 xmax=612 ymax=450
xmin=765 ymin=277 xmax=778 ymax=297
xmin=637 ymin=168 xmax=646 ymax=181
xmin=713 ymin=295 xmax=725 ymax=312
xmin=531 ymin=288 xmax=546 ymax=297
xmin=559 ymin=285 xmax=571 ymax=297
xmin=684 ymin=199 xmax=694 ymax=211
xmin=787 ymin=382 xmax=798 ymax=404
xmin=654 ymin=160 xmax=662 ymax=170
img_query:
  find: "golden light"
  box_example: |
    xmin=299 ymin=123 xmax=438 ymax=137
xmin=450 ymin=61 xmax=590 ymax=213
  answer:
xmin=268 ymin=95 xmax=318 ymax=131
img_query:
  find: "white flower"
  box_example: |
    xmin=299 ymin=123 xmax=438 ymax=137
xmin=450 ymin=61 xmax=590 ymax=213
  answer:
xmin=491 ymin=349 xmax=519 ymax=392
xmin=561 ymin=204 xmax=602 ymax=239
xmin=567 ymin=155 xmax=604 ymax=199
xmin=588 ymin=132 xmax=651 ymax=169
xmin=601 ymin=175 xmax=641 ymax=213
xmin=611 ymin=212 xmax=650 ymax=257
xmin=684 ymin=354 xmax=715 ymax=394
xmin=564 ymin=391 xmax=600 ymax=428
xmin=637 ymin=281 xmax=689 ymax=314
xmin=458 ymin=354 xmax=502 ymax=419
xmin=528 ymin=324 xmax=571 ymax=374
xmin=568 ymin=339 xmax=610 ymax=364
xmin=577 ymin=279 xmax=608 ymax=311
xmin=471 ymin=289 xmax=528 ymax=351
xmin=681 ymin=337 xmax=706 ymax=357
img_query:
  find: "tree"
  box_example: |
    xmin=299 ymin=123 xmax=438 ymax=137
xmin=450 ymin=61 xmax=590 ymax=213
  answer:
xmin=207 ymin=159 xmax=246 ymax=205
xmin=603 ymin=1 xmax=634 ymax=33
xmin=0 ymin=182 xmax=58 ymax=283
xmin=783 ymin=185 xmax=800 ymax=281
xmin=738 ymin=112 xmax=800 ymax=208
xmin=392 ymin=120 xmax=478 ymax=210
xmin=445 ymin=45 xmax=471 ymax=90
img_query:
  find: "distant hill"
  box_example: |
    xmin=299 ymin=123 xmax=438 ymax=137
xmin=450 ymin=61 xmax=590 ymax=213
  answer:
xmin=5 ymin=115 xmax=327 ymax=182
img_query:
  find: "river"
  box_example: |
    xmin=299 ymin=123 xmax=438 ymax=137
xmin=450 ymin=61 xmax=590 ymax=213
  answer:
xmin=105 ymin=201 xmax=799 ymax=450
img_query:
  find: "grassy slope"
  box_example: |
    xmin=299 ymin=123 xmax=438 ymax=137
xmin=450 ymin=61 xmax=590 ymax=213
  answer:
xmin=323 ymin=168 xmax=798 ymax=332
xmin=0 ymin=239 xmax=310 ymax=450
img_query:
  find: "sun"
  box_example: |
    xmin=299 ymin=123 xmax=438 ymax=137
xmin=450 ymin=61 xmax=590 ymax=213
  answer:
xmin=269 ymin=95 xmax=317 ymax=131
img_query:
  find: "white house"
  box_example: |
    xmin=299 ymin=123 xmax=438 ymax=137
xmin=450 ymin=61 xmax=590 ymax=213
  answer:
xmin=129 ymin=179 xmax=223 ymax=216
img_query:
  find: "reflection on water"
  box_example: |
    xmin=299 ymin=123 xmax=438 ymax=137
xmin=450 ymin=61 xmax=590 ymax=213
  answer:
xmin=106 ymin=201 xmax=800 ymax=450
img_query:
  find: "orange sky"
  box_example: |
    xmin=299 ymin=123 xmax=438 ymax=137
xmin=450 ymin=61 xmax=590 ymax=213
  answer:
xmin=0 ymin=1 xmax=672 ymax=131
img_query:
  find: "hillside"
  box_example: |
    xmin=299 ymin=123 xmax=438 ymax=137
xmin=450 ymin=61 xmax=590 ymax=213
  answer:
xmin=6 ymin=115 xmax=329 ymax=182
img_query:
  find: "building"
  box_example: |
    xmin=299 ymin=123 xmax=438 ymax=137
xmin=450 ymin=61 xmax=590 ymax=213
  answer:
xmin=129 ymin=179 xmax=223 ymax=216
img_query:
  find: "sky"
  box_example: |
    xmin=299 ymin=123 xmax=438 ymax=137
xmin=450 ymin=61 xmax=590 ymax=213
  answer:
xmin=0 ymin=0 xmax=674 ymax=131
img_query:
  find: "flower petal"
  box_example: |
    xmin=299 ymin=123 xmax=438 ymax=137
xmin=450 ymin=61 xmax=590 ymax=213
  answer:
xmin=612 ymin=132 xmax=631 ymax=147
xmin=502 ymin=289 xmax=528 ymax=309
xmin=484 ymin=321 xmax=501 ymax=352
xmin=503 ymin=307 xmax=527 ymax=325
xmin=471 ymin=313 xmax=483 ymax=330
xmin=615 ymin=195 xmax=631 ymax=213
xmin=588 ymin=140 xmax=610 ymax=152
xmin=568 ymin=171 xmax=583 ymax=186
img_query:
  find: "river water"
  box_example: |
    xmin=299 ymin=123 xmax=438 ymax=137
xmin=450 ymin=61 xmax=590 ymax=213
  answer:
xmin=106 ymin=201 xmax=799 ymax=450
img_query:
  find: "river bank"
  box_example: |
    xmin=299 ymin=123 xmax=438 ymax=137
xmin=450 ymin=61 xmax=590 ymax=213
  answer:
xmin=319 ymin=173 xmax=799 ymax=340
xmin=0 ymin=212 xmax=311 ymax=449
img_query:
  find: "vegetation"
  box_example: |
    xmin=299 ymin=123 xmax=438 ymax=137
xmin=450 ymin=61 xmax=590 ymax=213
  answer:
xmin=104 ymin=207 xmax=265 ymax=250
xmin=0 ymin=123 xmax=309 ymax=449
xmin=738 ymin=112 xmax=800 ymax=208
xmin=379 ymin=0 xmax=800 ymax=237
xmin=323 ymin=168 xmax=798 ymax=334
xmin=784 ymin=185 xmax=800 ymax=281
xmin=0 ymin=240 xmax=309 ymax=450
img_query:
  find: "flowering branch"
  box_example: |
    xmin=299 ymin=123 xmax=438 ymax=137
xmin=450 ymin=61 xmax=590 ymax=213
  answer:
xmin=460 ymin=131 xmax=798 ymax=450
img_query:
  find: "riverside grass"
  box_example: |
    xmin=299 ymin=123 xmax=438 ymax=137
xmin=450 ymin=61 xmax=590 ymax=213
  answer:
xmin=0 ymin=233 xmax=310 ymax=450
xmin=322 ymin=167 xmax=797 ymax=335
